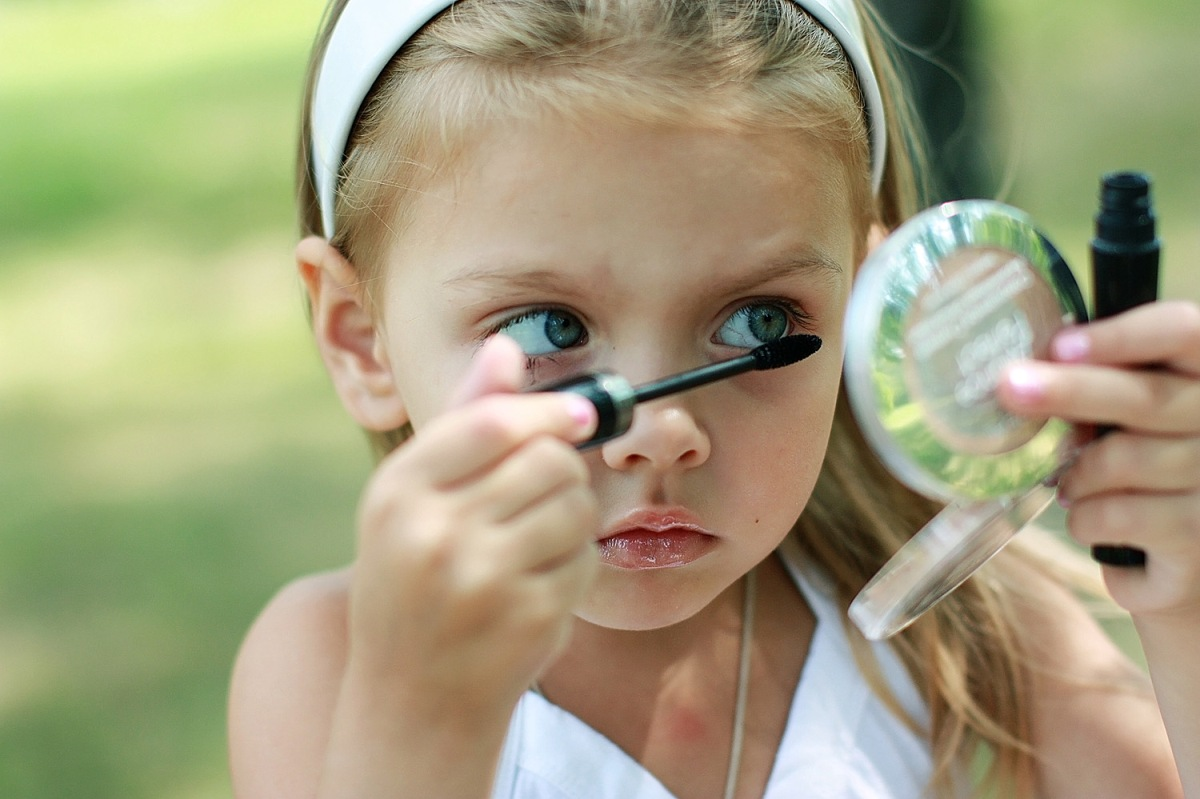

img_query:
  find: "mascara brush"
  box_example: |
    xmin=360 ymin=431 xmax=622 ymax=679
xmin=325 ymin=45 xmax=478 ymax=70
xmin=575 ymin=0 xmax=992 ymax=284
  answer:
xmin=539 ymin=333 xmax=822 ymax=448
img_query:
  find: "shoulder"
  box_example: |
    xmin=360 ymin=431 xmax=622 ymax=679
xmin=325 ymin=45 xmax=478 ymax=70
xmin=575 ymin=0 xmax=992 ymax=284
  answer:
xmin=1011 ymin=564 xmax=1182 ymax=799
xmin=228 ymin=568 xmax=353 ymax=799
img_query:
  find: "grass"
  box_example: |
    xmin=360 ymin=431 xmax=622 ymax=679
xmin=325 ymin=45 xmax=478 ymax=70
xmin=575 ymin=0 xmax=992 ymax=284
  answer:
xmin=978 ymin=0 xmax=1200 ymax=297
xmin=0 ymin=1 xmax=1196 ymax=796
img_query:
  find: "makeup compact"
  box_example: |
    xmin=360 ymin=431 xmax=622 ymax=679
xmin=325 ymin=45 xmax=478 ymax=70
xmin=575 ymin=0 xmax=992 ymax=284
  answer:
xmin=843 ymin=200 xmax=1089 ymax=639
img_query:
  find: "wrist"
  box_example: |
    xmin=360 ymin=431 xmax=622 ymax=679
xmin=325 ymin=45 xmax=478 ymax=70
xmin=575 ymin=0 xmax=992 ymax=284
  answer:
xmin=317 ymin=664 xmax=517 ymax=799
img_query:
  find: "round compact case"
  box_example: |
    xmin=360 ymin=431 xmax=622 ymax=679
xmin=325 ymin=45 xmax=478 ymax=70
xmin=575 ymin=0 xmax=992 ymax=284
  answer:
xmin=843 ymin=201 xmax=1088 ymax=638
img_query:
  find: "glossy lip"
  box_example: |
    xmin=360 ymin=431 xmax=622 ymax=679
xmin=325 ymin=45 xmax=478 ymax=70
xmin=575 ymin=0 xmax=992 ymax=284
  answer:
xmin=597 ymin=508 xmax=717 ymax=570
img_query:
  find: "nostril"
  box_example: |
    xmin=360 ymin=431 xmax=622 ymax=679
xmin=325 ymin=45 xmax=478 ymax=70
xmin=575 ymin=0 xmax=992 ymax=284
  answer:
xmin=599 ymin=404 xmax=711 ymax=472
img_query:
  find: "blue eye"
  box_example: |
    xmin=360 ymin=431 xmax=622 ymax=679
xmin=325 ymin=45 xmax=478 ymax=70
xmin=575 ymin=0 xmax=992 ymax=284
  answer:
xmin=716 ymin=302 xmax=797 ymax=348
xmin=495 ymin=308 xmax=587 ymax=356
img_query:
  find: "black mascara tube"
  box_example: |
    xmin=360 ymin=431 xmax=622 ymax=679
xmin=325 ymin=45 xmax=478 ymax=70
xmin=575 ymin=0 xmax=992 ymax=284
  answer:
xmin=1089 ymin=171 xmax=1160 ymax=567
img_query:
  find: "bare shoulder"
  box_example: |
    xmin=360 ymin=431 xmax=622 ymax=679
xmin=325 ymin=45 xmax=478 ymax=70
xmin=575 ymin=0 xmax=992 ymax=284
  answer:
xmin=228 ymin=568 xmax=353 ymax=799
xmin=1012 ymin=566 xmax=1182 ymax=799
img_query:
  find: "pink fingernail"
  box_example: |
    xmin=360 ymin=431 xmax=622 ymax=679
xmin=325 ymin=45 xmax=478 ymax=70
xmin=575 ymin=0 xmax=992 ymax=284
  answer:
xmin=566 ymin=395 xmax=597 ymax=430
xmin=1052 ymin=330 xmax=1090 ymax=362
xmin=1006 ymin=364 xmax=1046 ymax=403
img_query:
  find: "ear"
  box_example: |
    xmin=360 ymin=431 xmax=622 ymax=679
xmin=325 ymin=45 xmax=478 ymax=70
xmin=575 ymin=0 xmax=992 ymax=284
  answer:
xmin=853 ymin=221 xmax=890 ymax=279
xmin=296 ymin=236 xmax=409 ymax=432
xmin=866 ymin=221 xmax=889 ymax=256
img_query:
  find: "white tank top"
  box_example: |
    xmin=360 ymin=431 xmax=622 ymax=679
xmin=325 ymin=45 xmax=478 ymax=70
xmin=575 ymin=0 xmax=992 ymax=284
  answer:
xmin=491 ymin=539 xmax=935 ymax=798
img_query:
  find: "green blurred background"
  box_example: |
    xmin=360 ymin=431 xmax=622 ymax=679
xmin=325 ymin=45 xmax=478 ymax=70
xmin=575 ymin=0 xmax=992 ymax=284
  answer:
xmin=0 ymin=1 xmax=1196 ymax=796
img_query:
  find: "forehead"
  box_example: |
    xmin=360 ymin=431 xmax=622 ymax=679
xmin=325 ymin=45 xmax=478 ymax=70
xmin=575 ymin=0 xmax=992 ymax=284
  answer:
xmin=383 ymin=114 xmax=859 ymax=286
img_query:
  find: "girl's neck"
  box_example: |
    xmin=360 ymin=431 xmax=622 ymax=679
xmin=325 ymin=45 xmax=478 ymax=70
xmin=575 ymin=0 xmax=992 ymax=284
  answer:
xmin=536 ymin=553 xmax=816 ymax=799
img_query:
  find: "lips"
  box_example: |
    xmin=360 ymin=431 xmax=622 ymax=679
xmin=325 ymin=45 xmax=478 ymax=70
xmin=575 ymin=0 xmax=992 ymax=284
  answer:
xmin=597 ymin=509 xmax=716 ymax=570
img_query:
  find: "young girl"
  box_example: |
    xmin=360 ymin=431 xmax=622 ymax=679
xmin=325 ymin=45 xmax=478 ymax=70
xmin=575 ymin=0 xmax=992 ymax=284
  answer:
xmin=228 ymin=0 xmax=1200 ymax=796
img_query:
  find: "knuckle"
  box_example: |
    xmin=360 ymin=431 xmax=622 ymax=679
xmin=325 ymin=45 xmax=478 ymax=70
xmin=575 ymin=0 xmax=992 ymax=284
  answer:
xmin=527 ymin=594 xmax=567 ymax=631
xmin=556 ymin=444 xmax=592 ymax=486
xmin=1073 ymin=439 xmax=1108 ymax=486
xmin=1100 ymin=435 xmax=1140 ymax=485
xmin=567 ymin=485 xmax=599 ymax=528
xmin=409 ymin=518 xmax=461 ymax=570
xmin=357 ymin=475 xmax=404 ymax=541
xmin=1094 ymin=498 xmax=1129 ymax=537
xmin=450 ymin=551 xmax=510 ymax=606
xmin=1067 ymin=436 xmax=1123 ymax=492
xmin=357 ymin=480 xmax=463 ymax=570
xmin=468 ymin=399 xmax=523 ymax=448
xmin=1171 ymin=300 xmax=1200 ymax=346
xmin=527 ymin=433 xmax=569 ymax=461
xmin=1185 ymin=494 xmax=1200 ymax=535
xmin=1073 ymin=495 xmax=1127 ymax=542
xmin=1173 ymin=441 xmax=1200 ymax=485
xmin=527 ymin=435 xmax=590 ymax=484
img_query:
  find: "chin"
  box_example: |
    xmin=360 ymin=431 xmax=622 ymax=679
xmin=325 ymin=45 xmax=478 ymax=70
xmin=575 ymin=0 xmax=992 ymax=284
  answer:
xmin=573 ymin=567 xmax=731 ymax=632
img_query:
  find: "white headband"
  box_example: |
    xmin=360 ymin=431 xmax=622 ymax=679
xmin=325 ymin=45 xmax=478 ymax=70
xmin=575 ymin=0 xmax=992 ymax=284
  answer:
xmin=311 ymin=0 xmax=887 ymax=238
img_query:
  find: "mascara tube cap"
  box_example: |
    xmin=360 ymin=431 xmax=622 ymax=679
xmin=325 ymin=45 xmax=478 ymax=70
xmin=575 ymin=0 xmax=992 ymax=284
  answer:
xmin=1092 ymin=172 xmax=1160 ymax=316
xmin=541 ymin=372 xmax=635 ymax=448
xmin=1095 ymin=171 xmax=1156 ymax=247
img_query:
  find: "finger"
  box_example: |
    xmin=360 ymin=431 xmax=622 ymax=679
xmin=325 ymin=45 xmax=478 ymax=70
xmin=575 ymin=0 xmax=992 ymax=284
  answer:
xmin=505 ymin=545 xmax=600 ymax=672
xmin=447 ymin=334 xmax=527 ymax=409
xmin=495 ymin=481 xmax=599 ymax=574
xmin=462 ymin=435 xmax=591 ymax=524
xmin=1100 ymin=562 xmax=1200 ymax=618
xmin=1058 ymin=433 xmax=1200 ymax=502
xmin=447 ymin=522 xmax=597 ymax=646
xmin=997 ymin=360 xmax=1200 ymax=435
xmin=1051 ymin=300 xmax=1200 ymax=375
xmin=1067 ymin=491 xmax=1200 ymax=558
xmin=525 ymin=536 xmax=600 ymax=615
xmin=395 ymin=391 xmax=597 ymax=486
xmin=1067 ymin=492 xmax=1200 ymax=615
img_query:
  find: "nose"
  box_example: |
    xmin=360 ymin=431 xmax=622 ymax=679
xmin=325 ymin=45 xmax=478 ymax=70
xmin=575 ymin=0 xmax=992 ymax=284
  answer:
xmin=599 ymin=399 xmax=711 ymax=473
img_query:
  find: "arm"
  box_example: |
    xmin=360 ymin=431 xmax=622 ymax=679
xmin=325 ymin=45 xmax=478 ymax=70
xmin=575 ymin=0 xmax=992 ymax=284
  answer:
xmin=1011 ymin=566 xmax=1181 ymax=799
xmin=227 ymin=571 xmax=521 ymax=799
xmin=1135 ymin=614 xmax=1200 ymax=798
xmin=228 ymin=570 xmax=351 ymax=799
xmin=228 ymin=336 xmax=601 ymax=798
xmin=999 ymin=299 xmax=1200 ymax=796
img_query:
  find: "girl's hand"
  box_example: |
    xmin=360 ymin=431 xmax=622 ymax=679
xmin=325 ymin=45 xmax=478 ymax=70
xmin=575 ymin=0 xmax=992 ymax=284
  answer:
xmin=345 ymin=335 xmax=600 ymax=723
xmin=998 ymin=300 xmax=1200 ymax=619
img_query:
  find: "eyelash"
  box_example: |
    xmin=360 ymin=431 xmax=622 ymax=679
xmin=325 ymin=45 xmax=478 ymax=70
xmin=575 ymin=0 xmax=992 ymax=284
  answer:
xmin=484 ymin=297 xmax=815 ymax=366
xmin=735 ymin=298 xmax=813 ymax=332
xmin=481 ymin=307 xmax=580 ymax=379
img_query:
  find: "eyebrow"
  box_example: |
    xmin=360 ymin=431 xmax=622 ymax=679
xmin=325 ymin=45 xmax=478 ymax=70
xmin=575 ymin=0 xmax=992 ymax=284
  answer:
xmin=443 ymin=265 xmax=579 ymax=295
xmin=442 ymin=247 xmax=844 ymax=297
xmin=717 ymin=250 xmax=845 ymax=296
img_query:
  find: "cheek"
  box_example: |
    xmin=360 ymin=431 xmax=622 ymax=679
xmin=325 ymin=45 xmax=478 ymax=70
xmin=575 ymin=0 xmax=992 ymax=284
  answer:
xmin=715 ymin=373 xmax=839 ymax=506
xmin=378 ymin=321 xmax=473 ymax=429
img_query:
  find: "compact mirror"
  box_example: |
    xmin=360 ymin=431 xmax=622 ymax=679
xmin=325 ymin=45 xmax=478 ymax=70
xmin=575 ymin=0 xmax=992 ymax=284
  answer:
xmin=843 ymin=201 xmax=1088 ymax=639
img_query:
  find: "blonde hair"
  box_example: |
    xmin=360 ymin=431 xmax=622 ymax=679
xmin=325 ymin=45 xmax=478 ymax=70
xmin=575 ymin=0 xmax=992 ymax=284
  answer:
xmin=296 ymin=1 xmax=1052 ymax=795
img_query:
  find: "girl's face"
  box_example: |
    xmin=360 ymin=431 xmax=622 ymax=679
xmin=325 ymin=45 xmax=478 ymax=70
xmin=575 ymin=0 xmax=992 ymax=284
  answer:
xmin=375 ymin=116 xmax=859 ymax=630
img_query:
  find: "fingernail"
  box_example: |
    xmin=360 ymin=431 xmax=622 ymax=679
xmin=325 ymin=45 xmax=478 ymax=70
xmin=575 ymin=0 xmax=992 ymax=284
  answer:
xmin=1052 ymin=330 xmax=1090 ymax=362
xmin=1056 ymin=487 xmax=1072 ymax=508
xmin=1005 ymin=363 xmax=1046 ymax=403
xmin=566 ymin=395 xmax=597 ymax=430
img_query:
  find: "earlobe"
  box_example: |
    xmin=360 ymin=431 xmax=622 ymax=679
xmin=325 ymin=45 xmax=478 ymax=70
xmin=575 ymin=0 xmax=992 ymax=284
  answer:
xmin=296 ymin=237 xmax=409 ymax=431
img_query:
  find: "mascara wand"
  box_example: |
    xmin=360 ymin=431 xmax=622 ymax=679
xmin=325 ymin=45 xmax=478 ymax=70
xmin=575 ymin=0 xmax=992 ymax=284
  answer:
xmin=541 ymin=334 xmax=822 ymax=448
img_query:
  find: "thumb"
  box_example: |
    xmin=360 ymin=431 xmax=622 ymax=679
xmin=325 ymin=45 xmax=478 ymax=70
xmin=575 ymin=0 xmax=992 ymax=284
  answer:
xmin=447 ymin=334 xmax=526 ymax=409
